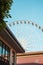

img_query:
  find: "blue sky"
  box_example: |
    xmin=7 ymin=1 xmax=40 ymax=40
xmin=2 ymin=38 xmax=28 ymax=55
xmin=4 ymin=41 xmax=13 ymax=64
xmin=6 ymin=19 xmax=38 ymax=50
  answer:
xmin=6 ymin=0 xmax=43 ymax=52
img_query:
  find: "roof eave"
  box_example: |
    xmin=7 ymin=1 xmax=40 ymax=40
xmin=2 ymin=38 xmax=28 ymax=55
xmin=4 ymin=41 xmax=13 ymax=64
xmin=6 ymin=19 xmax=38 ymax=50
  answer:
xmin=0 ymin=26 xmax=25 ymax=53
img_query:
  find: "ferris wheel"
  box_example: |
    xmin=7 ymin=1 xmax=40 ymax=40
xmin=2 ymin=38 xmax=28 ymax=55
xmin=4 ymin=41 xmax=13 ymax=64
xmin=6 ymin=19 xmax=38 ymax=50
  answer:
xmin=7 ymin=20 xmax=43 ymax=52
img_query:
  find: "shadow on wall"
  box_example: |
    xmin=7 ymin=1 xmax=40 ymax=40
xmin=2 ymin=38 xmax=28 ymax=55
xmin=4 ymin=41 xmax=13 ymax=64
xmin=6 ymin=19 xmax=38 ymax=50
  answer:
xmin=17 ymin=63 xmax=43 ymax=65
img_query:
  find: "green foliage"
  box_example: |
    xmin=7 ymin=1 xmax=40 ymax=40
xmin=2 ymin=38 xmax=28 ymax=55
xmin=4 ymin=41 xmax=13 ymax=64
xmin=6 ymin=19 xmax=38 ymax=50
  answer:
xmin=0 ymin=20 xmax=6 ymax=30
xmin=0 ymin=0 xmax=13 ymax=30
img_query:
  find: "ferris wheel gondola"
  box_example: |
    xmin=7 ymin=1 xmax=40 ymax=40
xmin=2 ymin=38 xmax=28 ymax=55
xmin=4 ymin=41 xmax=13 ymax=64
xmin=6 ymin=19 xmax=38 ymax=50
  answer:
xmin=8 ymin=20 xmax=43 ymax=32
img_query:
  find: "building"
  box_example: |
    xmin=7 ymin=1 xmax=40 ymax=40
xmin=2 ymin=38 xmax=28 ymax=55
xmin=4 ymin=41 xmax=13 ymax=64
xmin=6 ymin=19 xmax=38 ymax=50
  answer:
xmin=0 ymin=26 xmax=25 ymax=65
xmin=17 ymin=52 xmax=43 ymax=65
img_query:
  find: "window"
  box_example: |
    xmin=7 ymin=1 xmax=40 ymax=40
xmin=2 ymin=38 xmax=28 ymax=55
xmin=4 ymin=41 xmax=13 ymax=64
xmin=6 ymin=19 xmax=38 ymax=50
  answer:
xmin=0 ymin=41 xmax=2 ymax=56
xmin=6 ymin=46 xmax=10 ymax=62
xmin=0 ymin=40 xmax=10 ymax=63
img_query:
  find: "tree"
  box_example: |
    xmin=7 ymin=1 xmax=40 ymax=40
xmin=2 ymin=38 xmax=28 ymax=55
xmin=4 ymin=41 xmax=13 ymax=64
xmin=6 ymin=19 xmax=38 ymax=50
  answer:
xmin=0 ymin=0 xmax=13 ymax=30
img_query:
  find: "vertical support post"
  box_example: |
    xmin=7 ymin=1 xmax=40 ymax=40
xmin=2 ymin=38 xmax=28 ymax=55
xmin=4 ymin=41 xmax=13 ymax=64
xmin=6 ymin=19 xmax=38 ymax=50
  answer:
xmin=10 ymin=49 xmax=16 ymax=65
xmin=12 ymin=51 xmax=16 ymax=65
xmin=14 ymin=52 xmax=16 ymax=65
xmin=10 ymin=49 xmax=13 ymax=65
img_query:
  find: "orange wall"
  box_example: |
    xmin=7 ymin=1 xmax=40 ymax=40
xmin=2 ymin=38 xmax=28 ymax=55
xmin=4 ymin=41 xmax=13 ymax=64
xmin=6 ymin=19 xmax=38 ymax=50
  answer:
xmin=17 ymin=52 xmax=43 ymax=65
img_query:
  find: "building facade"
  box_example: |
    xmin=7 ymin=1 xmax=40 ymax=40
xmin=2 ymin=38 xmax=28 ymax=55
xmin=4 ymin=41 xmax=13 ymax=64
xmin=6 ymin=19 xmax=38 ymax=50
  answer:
xmin=17 ymin=52 xmax=43 ymax=65
xmin=0 ymin=26 xmax=25 ymax=65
